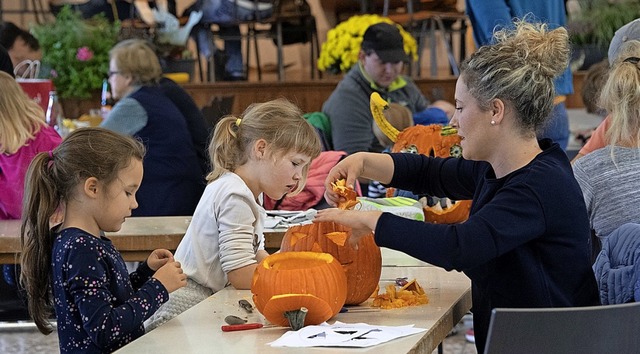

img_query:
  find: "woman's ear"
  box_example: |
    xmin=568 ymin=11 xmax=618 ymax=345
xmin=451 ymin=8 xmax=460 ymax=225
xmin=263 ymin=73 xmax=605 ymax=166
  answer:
xmin=490 ymin=98 xmax=505 ymax=125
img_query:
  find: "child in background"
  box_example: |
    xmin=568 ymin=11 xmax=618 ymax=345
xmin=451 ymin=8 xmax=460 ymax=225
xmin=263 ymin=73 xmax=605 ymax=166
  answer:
xmin=145 ymin=98 xmax=322 ymax=330
xmin=0 ymin=71 xmax=62 ymax=319
xmin=369 ymin=103 xmax=414 ymax=198
xmin=20 ymin=128 xmax=187 ymax=353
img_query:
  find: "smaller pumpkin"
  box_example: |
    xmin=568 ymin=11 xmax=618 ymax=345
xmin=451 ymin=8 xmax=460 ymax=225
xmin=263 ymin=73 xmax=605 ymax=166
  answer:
xmin=387 ymin=124 xmax=471 ymax=224
xmin=251 ymin=252 xmax=347 ymax=327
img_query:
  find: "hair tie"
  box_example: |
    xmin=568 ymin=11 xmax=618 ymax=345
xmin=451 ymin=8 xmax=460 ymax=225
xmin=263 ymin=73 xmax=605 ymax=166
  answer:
xmin=48 ymin=150 xmax=54 ymax=159
xmin=235 ymin=118 xmax=242 ymax=126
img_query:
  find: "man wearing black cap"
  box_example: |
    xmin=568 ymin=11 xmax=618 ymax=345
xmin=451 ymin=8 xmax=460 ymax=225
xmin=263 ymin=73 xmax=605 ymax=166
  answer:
xmin=322 ymin=22 xmax=454 ymax=156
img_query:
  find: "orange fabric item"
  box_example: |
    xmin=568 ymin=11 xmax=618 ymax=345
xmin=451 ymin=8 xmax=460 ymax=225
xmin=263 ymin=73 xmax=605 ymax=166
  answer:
xmin=579 ymin=115 xmax=610 ymax=157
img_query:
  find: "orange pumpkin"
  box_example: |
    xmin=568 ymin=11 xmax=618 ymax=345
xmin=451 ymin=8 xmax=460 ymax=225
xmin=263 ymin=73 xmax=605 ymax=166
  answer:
xmin=387 ymin=124 xmax=471 ymax=224
xmin=280 ymin=222 xmax=382 ymax=305
xmin=251 ymin=252 xmax=347 ymax=327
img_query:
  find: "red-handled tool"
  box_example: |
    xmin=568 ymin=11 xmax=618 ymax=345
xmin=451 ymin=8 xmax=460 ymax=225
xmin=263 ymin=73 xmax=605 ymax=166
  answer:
xmin=221 ymin=323 xmax=264 ymax=332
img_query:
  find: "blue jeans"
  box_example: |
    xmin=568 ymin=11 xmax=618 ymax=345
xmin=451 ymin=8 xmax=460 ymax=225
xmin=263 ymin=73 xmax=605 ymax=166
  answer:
xmin=539 ymin=102 xmax=569 ymax=150
xmin=50 ymin=0 xmax=132 ymax=21
xmin=194 ymin=0 xmax=272 ymax=76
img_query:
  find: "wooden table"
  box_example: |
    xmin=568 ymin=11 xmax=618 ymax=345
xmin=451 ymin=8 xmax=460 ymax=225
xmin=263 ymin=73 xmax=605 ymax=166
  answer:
xmin=0 ymin=216 xmax=287 ymax=264
xmin=116 ymin=266 xmax=471 ymax=354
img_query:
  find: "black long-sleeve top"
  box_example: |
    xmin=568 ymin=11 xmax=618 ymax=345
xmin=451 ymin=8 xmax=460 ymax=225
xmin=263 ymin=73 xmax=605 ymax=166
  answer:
xmin=374 ymin=139 xmax=600 ymax=352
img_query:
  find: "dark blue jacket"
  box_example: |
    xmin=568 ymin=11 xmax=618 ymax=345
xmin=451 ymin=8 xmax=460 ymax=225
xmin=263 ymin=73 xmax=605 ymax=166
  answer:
xmin=130 ymin=86 xmax=205 ymax=216
xmin=375 ymin=139 xmax=600 ymax=352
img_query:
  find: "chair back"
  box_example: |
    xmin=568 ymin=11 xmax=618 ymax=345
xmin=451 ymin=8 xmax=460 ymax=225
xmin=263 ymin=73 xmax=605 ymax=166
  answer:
xmin=484 ymin=302 xmax=640 ymax=354
xmin=201 ymin=95 xmax=235 ymax=134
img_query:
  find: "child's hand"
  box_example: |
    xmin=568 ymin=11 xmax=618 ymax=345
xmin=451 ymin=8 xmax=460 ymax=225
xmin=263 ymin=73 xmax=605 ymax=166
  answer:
xmin=147 ymin=249 xmax=174 ymax=271
xmin=153 ymin=261 xmax=187 ymax=293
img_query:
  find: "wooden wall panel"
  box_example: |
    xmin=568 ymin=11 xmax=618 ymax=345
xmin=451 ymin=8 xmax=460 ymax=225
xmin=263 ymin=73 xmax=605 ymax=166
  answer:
xmin=182 ymin=77 xmax=458 ymax=115
xmin=183 ymin=72 xmax=584 ymax=115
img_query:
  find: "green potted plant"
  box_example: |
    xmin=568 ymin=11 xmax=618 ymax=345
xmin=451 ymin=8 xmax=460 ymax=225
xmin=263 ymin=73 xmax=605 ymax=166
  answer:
xmin=568 ymin=0 xmax=640 ymax=69
xmin=32 ymin=6 xmax=120 ymax=118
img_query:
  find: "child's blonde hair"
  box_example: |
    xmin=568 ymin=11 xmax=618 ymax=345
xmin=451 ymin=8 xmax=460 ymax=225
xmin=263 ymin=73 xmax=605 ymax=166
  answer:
xmin=0 ymin=71 xmax=47 ymax=154
xmin=20 ymin=128 xmax=145 ymax=334
xmin=373 ymin=103 xmax=413 ymax=148
xmin=207 ymin=98 xmax=322 ymax=195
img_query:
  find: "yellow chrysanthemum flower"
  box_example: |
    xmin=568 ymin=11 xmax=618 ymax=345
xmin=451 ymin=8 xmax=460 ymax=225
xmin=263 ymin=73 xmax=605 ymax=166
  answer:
xmin=317 ymin=14 xmax=418 ymax=74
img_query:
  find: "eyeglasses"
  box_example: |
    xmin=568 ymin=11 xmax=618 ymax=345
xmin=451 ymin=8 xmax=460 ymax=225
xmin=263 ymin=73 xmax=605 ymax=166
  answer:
xmin=623 ymin=57 xmax=640 ymax=65
xmin=108 ymin=70 xmax=120 ymax=77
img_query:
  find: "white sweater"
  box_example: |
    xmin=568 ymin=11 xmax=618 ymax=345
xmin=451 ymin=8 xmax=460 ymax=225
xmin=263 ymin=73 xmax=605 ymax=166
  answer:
xmin=174 ymin=172 xmax=266 ymax=293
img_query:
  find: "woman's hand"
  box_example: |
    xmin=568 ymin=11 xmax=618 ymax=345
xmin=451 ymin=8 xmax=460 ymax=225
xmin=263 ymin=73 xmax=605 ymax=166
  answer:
xmin=324 ymin=152 xmax=395 ymax=207
xmin=314 ymin=209 xmax=383 ymax=249
xmin=147 ymin=248 xmax=174 ymax=271
xmin=323 ymin=154 xmax=366 ymax=207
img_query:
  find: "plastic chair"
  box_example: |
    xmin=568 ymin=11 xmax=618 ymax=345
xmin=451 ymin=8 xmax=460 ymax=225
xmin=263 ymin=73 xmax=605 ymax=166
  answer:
xmin=246 ymin=0 xmax=321 ymax=81
xmin=484 ymin=302 xmax=640 ymax=354
xmin=382 ymin=0 xmax=468 ymax=77
xmin=191 ymin=0 xmax=270 ymax=82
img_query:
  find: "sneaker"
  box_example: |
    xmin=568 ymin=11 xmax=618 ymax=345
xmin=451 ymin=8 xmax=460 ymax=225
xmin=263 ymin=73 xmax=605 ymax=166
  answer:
xmin=465 ymin=328 xmax=475 ymax=343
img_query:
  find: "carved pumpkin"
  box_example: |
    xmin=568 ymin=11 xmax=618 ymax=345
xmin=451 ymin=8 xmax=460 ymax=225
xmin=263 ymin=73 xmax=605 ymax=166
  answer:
xmin=387 ymin=124 xmax=472 ymax=224
xmin=251 ymin=252 xmax=347 ymax=327
xmin=280 ymin=222 xmax=382 ymax=305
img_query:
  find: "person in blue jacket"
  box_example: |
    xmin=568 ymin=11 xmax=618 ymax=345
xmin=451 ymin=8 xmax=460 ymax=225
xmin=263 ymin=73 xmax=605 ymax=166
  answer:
xmin=315 ymin=20 xmax=600 ymax=353
xmin=465 ymin=0 xmax=573 ymax=150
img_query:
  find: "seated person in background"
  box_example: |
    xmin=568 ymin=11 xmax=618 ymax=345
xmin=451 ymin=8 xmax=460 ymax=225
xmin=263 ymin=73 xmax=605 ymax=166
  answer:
xmin=100 ymin=39 xmax=205 ymax=216
xmin=189 ymin=0 xmax=273 ymax=81
xmin=0 ymin=71 xmax=62 ymax=220
xmin=49 ymin=0 xmax=133 ymax=22
xmin=572 ymin=39 xmax=640 ymax=249
xmin=573 ymin=59 xmax=610 ymax=145
xmin=0 ymin=70 xmax=62 ymax=318
xmin=157 ymin=76 xmax=209 ymax=175
xmin=144 ymin=99 xmax=321 ymax=330
xmin=581 ymin=59 xmax=610 ymax=117
xmin=322 ymin=22 xmax=454 ymax=156
xmin=369 ymin=103 xmax=414 ymax=198
xmin=572 ymin=18 xmax=640 ymax=162
xmin=0 ymin=21 xmax=41 ymax=77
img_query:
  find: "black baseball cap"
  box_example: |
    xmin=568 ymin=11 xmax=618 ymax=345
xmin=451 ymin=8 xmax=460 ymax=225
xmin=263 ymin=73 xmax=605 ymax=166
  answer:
xmin=361 ymin=22 xmax=409 ymax=63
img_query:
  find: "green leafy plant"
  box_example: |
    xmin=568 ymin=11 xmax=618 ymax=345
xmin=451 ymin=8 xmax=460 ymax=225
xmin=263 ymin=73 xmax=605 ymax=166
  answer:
xmin=32 ymin=6 xmax=120 ymax=99
xmin=568 ymin=0 xmax=640 ymax=50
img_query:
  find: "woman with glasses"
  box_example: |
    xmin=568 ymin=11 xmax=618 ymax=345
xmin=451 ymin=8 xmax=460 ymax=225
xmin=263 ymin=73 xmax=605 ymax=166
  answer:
xmin=101 ymin=39 xmax=205 ymax=217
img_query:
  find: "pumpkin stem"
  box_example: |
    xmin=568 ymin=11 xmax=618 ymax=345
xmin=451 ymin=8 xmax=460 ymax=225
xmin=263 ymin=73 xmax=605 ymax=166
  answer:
xmin=283 ymin=307 xmax=308 ymax=331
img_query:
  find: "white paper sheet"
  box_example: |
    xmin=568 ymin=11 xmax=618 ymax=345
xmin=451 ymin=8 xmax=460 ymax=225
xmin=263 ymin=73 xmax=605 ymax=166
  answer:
xmin=264 ymin=209 xmax=317 ymax=229
xmin=268 ymin=321 xmax=426 ymax=348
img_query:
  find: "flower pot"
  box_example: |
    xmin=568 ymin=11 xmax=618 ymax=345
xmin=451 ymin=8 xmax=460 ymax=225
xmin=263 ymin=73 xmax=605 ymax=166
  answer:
xmin=59 ymin=90 xmax=102 ymax=119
